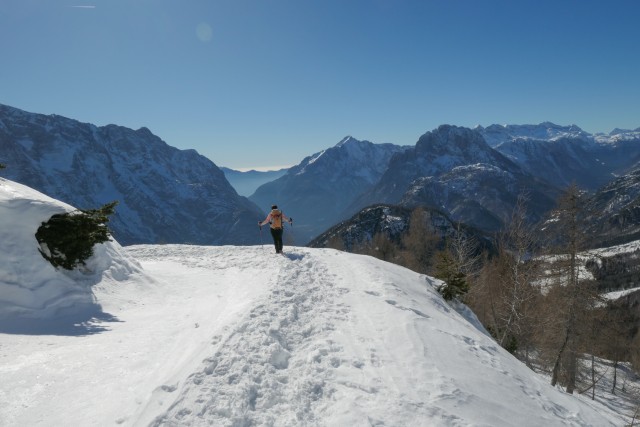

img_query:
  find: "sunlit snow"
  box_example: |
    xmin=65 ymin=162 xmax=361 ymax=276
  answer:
xmin=0 ymin=178 xmax=624 ymax=426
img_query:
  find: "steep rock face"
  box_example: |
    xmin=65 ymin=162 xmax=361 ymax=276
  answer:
xmin=584 ymin=169 xmax=640 ymax=247
xmin=351 ymin=125 xmax=557 ymax=233
xmin=0 ymin=104 xmax=263 ymax=245
xmin=250 ymin=136 xmax=408 ymax=244
xmin=401 ymin=163 xmax=558 ymax=232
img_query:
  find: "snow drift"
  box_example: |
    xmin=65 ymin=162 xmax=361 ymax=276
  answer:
xmin=0 ymin=178 xmax=622 ymax=426
xmin=0 ymin=178 xmax=141 ymax=324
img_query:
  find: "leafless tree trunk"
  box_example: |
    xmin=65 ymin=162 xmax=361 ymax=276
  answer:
xmin=544 ymin=184 xmax=600 ymax=394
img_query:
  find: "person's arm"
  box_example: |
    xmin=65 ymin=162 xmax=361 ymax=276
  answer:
xmin=258 ymin=213 xmax=272 ymax=227
xmin=282 ymin=212 xmax=293 ymax=224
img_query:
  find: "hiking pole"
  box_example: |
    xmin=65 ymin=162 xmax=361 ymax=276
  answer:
xmin=258 ymin=222 xmax=264 ymax=249
xmin=287 ymin=218 xmax=295 ymax=247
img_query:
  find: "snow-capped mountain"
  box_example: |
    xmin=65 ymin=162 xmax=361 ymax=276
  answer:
xmin=351 ymin=125 xmax=558 ymax=233
xmin=477 ymin=122 xmax=591 ymax=147
xmin=0 ymin=178 xmax=623 ymax=426
xmin=0 ymin=104 xmax=263 ymax=245
xmin=250 ymin=136 xmax=409 ymax=244
xmin=477 ymin=122 xmax=640 ymax=190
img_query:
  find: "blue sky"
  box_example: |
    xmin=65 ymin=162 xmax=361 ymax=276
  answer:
xmin=1 ymin=1 xmax=639 ymax=170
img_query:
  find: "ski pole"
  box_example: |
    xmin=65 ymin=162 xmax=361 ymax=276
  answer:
xmin=287 ymin=218 xmax=294 ymax=247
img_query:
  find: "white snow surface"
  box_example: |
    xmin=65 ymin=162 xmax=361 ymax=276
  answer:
xmin=0 ymin=179 xmax=624 ymax=426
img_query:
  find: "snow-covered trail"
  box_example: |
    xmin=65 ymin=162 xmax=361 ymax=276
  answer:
xmin=0 ymin=245 xmax=622 ymax=427
xmin=139 ymin=247 xmax=359 ymax=426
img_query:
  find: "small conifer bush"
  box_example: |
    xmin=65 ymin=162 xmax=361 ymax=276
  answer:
xmin=434 ymin=249 xmax=469 ymax=301
xmin=36 ymin=201 xmax=118 ymax=270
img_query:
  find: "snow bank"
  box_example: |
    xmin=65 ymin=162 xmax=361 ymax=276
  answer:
xmin=0 ymin=178 xmax=142 ymax=320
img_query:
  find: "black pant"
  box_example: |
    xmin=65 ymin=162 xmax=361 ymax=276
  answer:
xmin=270 ymin=227 xmax=284 ymax=253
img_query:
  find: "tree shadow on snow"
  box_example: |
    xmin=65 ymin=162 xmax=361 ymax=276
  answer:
xmin=0 ymin=305 xmax=122 ymax=336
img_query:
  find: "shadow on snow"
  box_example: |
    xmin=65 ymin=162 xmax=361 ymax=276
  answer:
xmin=0 ymin=304 xmax=122 ymax=336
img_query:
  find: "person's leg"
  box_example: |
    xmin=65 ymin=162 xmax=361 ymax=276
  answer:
xmin=270 ymin=228 xmax=279 ymax=253
xmin=274 ymin=228 xmax=284 ymax=253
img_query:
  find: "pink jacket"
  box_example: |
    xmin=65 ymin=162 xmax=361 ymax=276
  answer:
xmin=259 ymin=209 xmax=291 ymax=228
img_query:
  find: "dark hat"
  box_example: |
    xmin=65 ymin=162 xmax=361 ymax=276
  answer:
xmin=271 ymin=204 xmax=278 ymax=209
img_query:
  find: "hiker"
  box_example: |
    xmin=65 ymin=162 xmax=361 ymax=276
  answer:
xmin=259 ymin=205 xmax=293 ymax=254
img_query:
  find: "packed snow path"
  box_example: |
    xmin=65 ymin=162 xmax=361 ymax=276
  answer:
xmin=0 ymin=245 xmax=620 ymax=426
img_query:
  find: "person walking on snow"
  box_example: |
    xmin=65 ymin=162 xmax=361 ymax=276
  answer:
xmin=259 ymin=205 xmax=292 ymax=254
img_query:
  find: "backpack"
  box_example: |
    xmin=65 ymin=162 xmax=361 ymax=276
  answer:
xmin=271 ymin=209 xmax=283 ymax=229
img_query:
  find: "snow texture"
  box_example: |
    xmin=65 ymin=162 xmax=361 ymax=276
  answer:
xmin=0 ymin=178 xmax=623 ymax=426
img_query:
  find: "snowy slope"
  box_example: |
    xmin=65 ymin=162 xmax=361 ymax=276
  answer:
xmin=0 ymin=179 xmax=623 ymax=426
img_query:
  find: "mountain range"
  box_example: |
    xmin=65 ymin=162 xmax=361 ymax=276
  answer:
xmin=0 ymin=104 xmax=263 ymax=245
xmin=2 ymin=103 xmax=640 ymax=250
xmin=478 ymin=123 xmax=640 ymax=191
xmin=256 ymin=123 xmax=640 ymax=245
xmin=249 ymin=136 xmax=409 ymax=244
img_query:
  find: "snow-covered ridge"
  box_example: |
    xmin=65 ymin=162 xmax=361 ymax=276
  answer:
xmin=477 ymin=121 xmax=640 ymax=148
xmin=477 ymin=122 xmax=591 ymax=147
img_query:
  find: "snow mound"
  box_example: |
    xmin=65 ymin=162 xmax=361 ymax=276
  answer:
xmin=0 ymin=178 xmax=142 ymax=322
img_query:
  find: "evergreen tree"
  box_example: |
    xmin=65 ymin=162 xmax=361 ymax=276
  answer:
xmin=434 ymin=248 xmax=468 ymax=301
xmin=36 ymin=201 xmax=118 ymax=270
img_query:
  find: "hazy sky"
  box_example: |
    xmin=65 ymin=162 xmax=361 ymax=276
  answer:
xmin=2 ymin=1 xmax=639 ymax=170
